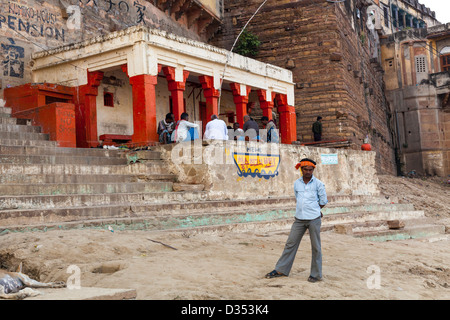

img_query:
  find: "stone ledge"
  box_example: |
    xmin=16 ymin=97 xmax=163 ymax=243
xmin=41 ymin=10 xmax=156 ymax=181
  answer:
xmin=25 ymin=287 xmax=137 ymax=300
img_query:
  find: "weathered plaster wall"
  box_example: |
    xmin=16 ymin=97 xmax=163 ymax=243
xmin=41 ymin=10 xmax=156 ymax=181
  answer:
xmin=96 ymin=69 xmax=133 ymax=137
xmin=159 ymin=141 xmax=380 ymax=200
xmin=387 ymin=85 xmax=447 ymax=176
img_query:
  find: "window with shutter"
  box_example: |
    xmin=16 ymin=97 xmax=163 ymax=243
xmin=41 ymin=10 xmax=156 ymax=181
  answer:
xmin=441 ymin=54 xmax=450 ymax=72
xmin=104 ymin=92 xmax=114 ymax=107
xmin=415 ymin=56 xmax=427 ymax=73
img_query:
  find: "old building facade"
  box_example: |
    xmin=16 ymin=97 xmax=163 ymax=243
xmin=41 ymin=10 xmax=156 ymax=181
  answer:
xmin=2 ymin=0 xmax=447 ymax=176
xmin=381 ymin=24 xmax=450 ymax=176
xmin=1 ymin=0 xmax=297 ymax=148
xmin=370 ymin=0 xmax=439 ymax=35
xmin=211 ymin=0 xmax=402 ymax=174
xmin=0 ymin=0 xmax=224 ymax=97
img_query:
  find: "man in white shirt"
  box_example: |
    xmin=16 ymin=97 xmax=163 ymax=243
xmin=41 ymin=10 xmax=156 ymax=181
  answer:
xmin=204 ymin=114 xmax=228 ymax=140
xmin=172 ymin=112 xmax=200 ymax=142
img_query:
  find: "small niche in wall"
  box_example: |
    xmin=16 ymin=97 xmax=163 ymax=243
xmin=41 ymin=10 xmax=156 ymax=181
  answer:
xmin=104 ymin=92 xmax=114 ymax=107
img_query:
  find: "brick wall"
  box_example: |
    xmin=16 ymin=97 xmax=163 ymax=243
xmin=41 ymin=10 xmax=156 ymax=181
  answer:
xmin=211 ymin=0 xmax=397 ymax=174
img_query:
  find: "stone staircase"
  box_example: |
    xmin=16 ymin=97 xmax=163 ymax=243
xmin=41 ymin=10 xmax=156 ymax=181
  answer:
xmin=0 ymin=104 xmax=446 ymax=241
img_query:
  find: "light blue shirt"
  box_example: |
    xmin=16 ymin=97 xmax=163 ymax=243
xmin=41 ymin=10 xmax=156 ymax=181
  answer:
xmin=294 ymin=174 xmax=328 ymax=220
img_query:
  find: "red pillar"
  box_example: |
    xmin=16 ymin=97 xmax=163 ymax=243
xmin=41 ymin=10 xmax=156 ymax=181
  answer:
xmin=230 ymin=83 xmax=251 ymax=127
xmin=257 ymin=89 xmax=275 ymax=120
xmin=275 ymin=94 xmax=297 ymax=144
xmin=128 ymin=74 xmax=159 ymax=145
xmin=199 ymin=75 xmax=220 ymax=121
xmin=162 ymin=66 xmax=189 ymax=122
xmin=74 ymin=70 xmax=103 ymax=148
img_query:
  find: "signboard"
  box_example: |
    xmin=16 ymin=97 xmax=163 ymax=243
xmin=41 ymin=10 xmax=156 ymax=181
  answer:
xmin=321 ymin=153 xmax=338 ymax=165
xmin=232 ymin=152 xmax=280 ymax=180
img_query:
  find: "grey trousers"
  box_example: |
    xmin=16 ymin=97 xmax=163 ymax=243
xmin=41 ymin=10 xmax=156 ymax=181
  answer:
xmin=275 ymin=217 xmax=322 ymax=279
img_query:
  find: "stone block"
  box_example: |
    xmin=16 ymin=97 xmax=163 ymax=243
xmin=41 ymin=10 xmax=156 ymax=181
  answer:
xmin=334 ymin=224 xmax=353 ymax=235
xmin=387 ymin=220 xmax=405 ymax=230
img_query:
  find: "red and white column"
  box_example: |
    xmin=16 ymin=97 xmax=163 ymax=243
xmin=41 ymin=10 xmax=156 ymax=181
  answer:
xmin=74 ymin=70 xmax=104 ymax=148
xmin=230 ymin=83 xmax=251 ymax=127
xmin=257 ymin=89 xmax=275 ymax=121
xmin=122 ymin=64 xmax=159 ymax=145
xmin=275 ymin=93 xmax=297 ymax=144
xmin=163 ymin=66 xmax=189 ymax=122
xmin=199 ymin=75 xmax=220 ymax=121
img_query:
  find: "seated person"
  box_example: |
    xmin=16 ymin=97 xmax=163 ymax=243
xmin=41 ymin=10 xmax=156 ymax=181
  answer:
xmin=243 ymin=115 xmax=259 ymax=141
xmin=261 ymin=116 xmax=279 ymax=143
xmin=172 ymin=112 xmax=200 ymax=142
xmin=204 ymin=114 xmax=228 ymax=140
xmin=233 ymin=122 xmax=245 ymax=141
xmin=157 ymin=113 xmax=175 ymax=144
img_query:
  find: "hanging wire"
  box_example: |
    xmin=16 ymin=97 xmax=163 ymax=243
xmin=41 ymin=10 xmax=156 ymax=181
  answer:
xmin=217 ymin=0 xmax=269 ymax=114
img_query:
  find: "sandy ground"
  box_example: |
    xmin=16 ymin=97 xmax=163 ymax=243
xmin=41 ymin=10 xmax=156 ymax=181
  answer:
xmin=1 ymin=174 xmax=449 ymax=300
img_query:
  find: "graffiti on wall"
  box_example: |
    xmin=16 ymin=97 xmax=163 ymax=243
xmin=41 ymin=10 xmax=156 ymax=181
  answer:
xmin=1 ymin=38 xmax=24 ymax=79
xmin=0 ymin=2 xmax=66 ymax=41
xmin=78 ymin=0 xmax=149 ymax=25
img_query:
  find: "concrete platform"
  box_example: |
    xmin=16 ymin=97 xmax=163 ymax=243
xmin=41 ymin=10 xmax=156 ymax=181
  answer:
xmin=26 ymin=287 xmax=137 ymax=300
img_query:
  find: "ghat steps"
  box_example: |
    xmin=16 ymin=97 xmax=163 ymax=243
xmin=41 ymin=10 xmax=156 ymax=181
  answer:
xmin=0 ymin=105 xmax=445 ymax=241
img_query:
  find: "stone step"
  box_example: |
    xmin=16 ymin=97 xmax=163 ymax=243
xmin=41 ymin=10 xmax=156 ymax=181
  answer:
xmin=322 ymin=209 xmax=425 ymax=226
xmin=354 ymin=224 xmax=446 ymax=242
xmin=0 ymin=198 xmax=422 ymax=233
xmin=0 ymin=106 xmax=12 ymax=116
xmin=0 ymin=173 xmax=177 ymax=185
xmin=326 ymin=194 xmax=397 ymax=205
xmin=323 ymin=203 xmax=416 ymax=215
xmin=0 ymin=123 xmax=41 ymax=133
xmin=0 ymin=138 xmax=58 ymax=147
xmin=0 ymin=154 xmax=128 ymax=165
xmin=0 ymin=145 xmax=126 ymax=157
xmin=326 ymin=217 xmax=435 ymax=234
xmin=0 ymin=117 xmax=18 ymax=125
xmin=0 ymin=190 xmax=207 ymax=210
xmin=0 ymin=145 xmax=162 ymax=159
xmin=0 ymin=162 xmax=170 ymax=175
xmin=0 ymin=193 xmax=292 ymax=211
xmin=0 ymin=181 xmax=174 ymax=196
xmin=0 ymin=131 xmax=50 ymax=141
xmin=0 ymin=202 xmax=296 ymax=230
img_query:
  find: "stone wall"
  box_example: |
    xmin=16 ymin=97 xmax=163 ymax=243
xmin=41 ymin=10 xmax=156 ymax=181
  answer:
xmin=158 ymin=141 xmax=380 ymax=200
xmin=210 ymin=0 xmax=397 ymax=175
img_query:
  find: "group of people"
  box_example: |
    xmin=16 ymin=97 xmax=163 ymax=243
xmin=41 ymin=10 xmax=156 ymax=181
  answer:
xmin=157 ymin=112 xmax=199 ymax=144
xmin=157 ymin=112 xmax=280 ymax=144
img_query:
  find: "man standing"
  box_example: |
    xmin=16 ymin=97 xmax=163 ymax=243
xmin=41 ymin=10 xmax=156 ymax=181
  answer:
xmin=204 ymin=114 xmax=229 ymax=140
xmin=312 ymin=116 xmax=323 ymax=142
xmin=265 ymin=158 xmax=328 ymax=283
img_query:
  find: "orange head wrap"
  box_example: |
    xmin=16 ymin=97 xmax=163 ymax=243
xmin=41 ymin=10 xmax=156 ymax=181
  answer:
xmin=295 ymin=158 xmax=316 ymax=170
